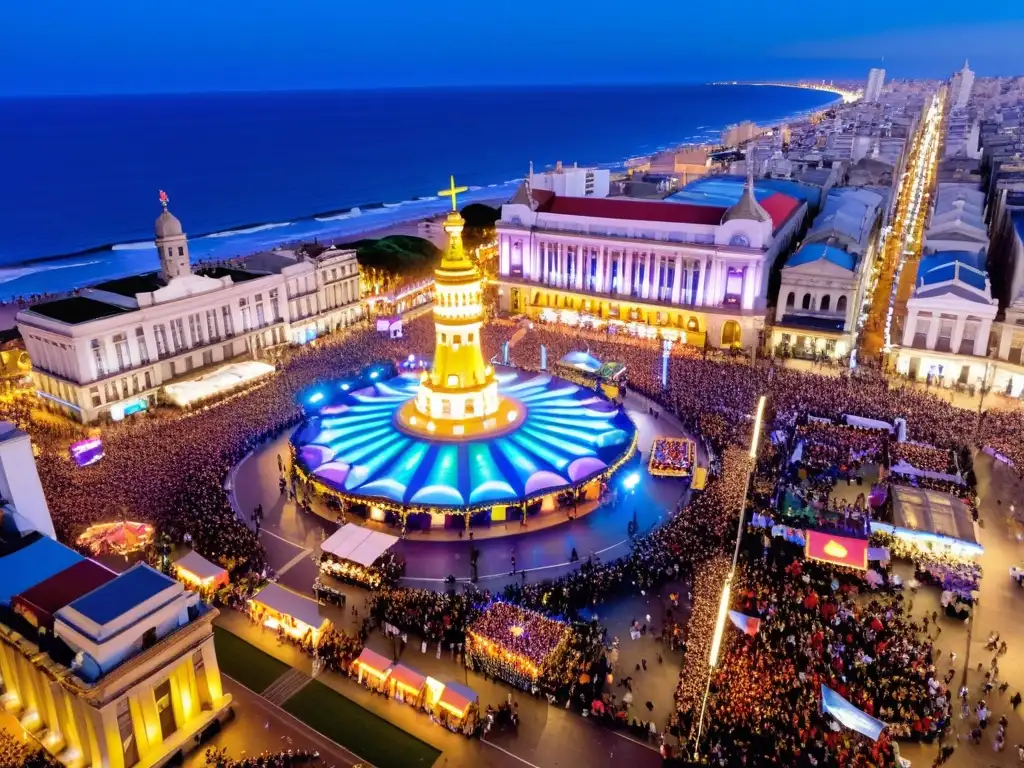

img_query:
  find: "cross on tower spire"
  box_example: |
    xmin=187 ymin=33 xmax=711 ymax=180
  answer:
xmin=438 ymin=175 xmax=468 ymax=212
xmin=159 ymin=189 xmax=169 ymax=211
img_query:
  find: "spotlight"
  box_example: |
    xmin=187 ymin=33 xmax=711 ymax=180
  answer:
xmin=623 ymin=472 xmax=640 ymax=491
xmin=308 ymin=392 xmax=324 ymax=404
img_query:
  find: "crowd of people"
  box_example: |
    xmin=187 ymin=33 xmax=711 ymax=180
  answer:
xmin=0 ymin=729 xmax=60 ymax=768
xmin=890 ymin=442 xmax=957 ymax=475
xmin=9 ymin=309 xmax=1024 ymax=764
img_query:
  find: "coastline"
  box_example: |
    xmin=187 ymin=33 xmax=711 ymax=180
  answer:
xmin=0 ymin=85 xmax=842 ymax=305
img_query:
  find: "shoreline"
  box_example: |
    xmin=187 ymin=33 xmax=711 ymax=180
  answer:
xmin=0 ymin=86 xmax=841 ymax=305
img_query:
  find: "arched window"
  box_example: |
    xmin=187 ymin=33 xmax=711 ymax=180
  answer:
xmin=837 ymin=295 xmax=848 ymax=313
xmin=722 ymin=320 xmax=741 ymax=346
xmin=730 ymin=233 xmax=750 ymax=247
xmin=786 ymin=292 xmax=795 ymax=308
xmin=442 ymin=399 xmax=452 ymax=416
xmin=820 ymin=295 xmax=831 ymax=312
xmin=802 ymin=294 xmax=812 ymax=310
xmin=687 ymin=317 xmax=699 ymax=331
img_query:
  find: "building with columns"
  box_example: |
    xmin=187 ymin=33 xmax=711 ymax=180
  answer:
xmin=0 ymin=423 xmax=231 ymax=768
xmin=893 ymin=250 xmax=998 ymax=386
xmin=495 ymin=173 xmax=806 ymax=349
xmin=771 ymin=186 xmax=886 ymax=360
xmin=16 ymin=197 xmax=362 ymax=423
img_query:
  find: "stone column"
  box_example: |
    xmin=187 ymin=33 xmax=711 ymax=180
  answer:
xmin=695 ymin=258 xmax=707 ymax=307
xmin=742 ymin=264 xmax=756 ymax=310
xmin=671 ymin=254 xmax=683 ymax=305
xmin=902 ymin=310 xmax=918 ymax=347
xmin=976 ymin=318 xmax=992 ymax=356
xmin=951 ymin=315 xmax=967 ymax=353
xmin=926 ymin=316 xmax=941 ymax=350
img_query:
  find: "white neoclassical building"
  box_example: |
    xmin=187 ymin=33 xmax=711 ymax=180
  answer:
xmin=17 ymin=200 xmax=362 ymax=423
xmin=495 ymin=173 xmax=807 ymax=348
xmin=893 ymin=250 xmax=998 ymax=386
xmin=923 ymin=183 xmax=989 ymax=255
xmin=771 ymin=187 xmax=885 ymax=360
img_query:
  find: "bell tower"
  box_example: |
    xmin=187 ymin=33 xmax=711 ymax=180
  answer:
xmin=154 ymin=190 xmax=191 ymax=281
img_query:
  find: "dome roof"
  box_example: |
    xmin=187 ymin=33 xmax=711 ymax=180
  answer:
xmin=155 ymin=210 xmax=183 ymax=239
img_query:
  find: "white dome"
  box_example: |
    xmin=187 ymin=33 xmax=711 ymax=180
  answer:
xmin=155 ymin=210 xmax=183 ymax=239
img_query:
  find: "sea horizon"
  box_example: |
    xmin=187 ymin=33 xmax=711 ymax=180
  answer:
xmin=0 ymin=83 xmax=840 ymax=300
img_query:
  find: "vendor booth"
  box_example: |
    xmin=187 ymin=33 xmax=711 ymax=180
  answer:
xmin=353 ymin=647 xmax=393 ymax=691
xmin=319 ymin=524 xmax=401 ymax=588
xmin=428 ymin=678 xmax=479 ymax=732
xmin=248 ymin=583 xmax=330 ymax=644
xmin=872 ymin=486 xmax=982 ymax=557
xmin=164 ymin=360 xmax=274 ymax=407
xmin=173 ymin=549 xmax=229 ymax=592
xmin=388 ymin=663 xmax=427 ymax=706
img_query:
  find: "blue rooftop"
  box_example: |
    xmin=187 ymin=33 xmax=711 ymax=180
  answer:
xmin=1013 ymin=211 xmax=1024 ymax=243
xmin=786 ymin=243 xmax=857 ymax=271
xmin=66 ymin=564 xmax=175 ymax=626
xmin=666 ymin=175 xmax=775 ymax=207
xmin=0 ymin=536 xmax=83 ymax=607
xmin=919 ymin=250 xmax=988 ymax=292
xmin=557 ymin=350 xmax=602 ymax=373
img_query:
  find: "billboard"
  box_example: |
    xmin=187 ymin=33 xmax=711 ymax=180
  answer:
xmin=805 ymin=530 xmax=868 ymax=571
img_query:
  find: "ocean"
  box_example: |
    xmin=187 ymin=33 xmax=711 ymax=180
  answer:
xmin=0 ymin=84 xmax=838 ymax=300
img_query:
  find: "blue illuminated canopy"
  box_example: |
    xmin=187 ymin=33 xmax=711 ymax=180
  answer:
xmin=292 ymin=366 xmax=637 ymax=510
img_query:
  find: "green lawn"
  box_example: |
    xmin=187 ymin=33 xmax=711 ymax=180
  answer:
xmin=283 ymin=680 xmax=440 ymax=768
xmin=213 ymin=626 xmax=291 ymax=694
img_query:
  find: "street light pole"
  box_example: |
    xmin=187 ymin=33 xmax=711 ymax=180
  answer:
xmin=692 ymin=395 xmax=766 ymax=758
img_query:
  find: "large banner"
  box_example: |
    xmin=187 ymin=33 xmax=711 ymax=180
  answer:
xmin=805 ymin=530 xmax=869 ymax=571
xmin=821 ymin=684 xmax=887 ymax=741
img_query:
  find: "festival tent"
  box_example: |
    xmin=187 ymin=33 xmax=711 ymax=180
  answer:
xmin=164 ymin=361 xmax=274 ymax=407
xmin=436 ymin=680 xmax=479 ymax=720
xmin=389 ymin=663 xmax=427 ymax=703
xmin=173 ymin=549 xmax=229 ymax=590
xmin=321 ymin=524 xmax=399 ymax=567
xmin=874 ymin=486 xmax=982 ymax=555
xmin=353 ymin=647 xmax=393 ymax=686
xmin=249 ymin=583 xmax=329 ymax=641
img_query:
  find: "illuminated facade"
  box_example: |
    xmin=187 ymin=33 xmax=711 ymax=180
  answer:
xmin=0 ymin=546 xmax=231 ymax=768
xmin=495 ymin=172 xmax=806 ymax=348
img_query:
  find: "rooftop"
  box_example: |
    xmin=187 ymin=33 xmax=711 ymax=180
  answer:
xmin=0 ymin=536 xmax=83 ymax=607
xmin=64 ymin=563 xmax=176 ymax=627
xmin=786 ymin=242 xmax=857 ymax=271
xmin=535 ymin=192 xmax=727 ymax=226
xmin=29 ymin=296 xmax=130 ymax=325
xmin=918 ymin=250 xmax=988 ymax=292
xmin=12 ymin=559 xmax=117 ymax=628
xmin=93 ymin=272 xmax=167 ymax=298
xmin=195 ymin=265 xmax=264 ymax=283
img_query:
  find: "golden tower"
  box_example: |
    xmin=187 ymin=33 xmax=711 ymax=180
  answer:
xmin=399 ymin=177 xmax=519 ymax=439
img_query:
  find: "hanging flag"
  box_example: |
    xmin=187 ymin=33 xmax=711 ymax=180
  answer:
xmin=820 ymin=684 xmax=887 ymax=741
xmin=727 ymin=610 xmax=761 ymax=636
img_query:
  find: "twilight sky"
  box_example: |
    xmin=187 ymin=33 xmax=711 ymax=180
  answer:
xmin=3 ymin=1 xmax=1024 ymax=96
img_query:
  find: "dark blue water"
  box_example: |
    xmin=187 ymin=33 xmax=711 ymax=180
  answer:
xmin=0 ymin=85 xmax=838 ymax=298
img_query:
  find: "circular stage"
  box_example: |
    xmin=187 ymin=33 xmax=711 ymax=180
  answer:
xmin=291 ymin=365 xmax=637 ymax=525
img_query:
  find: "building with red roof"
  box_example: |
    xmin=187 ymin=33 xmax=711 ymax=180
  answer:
xmin=496 ymin=169 xmax=806 ymax=349
xmin=11 ymin=558 xmax=116 ymax=631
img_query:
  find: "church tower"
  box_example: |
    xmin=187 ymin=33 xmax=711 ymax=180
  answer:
xmin=154 ymin=190 xmax=191 ymax=281
xmin=413 ymin=177 xmax=499 ymax=426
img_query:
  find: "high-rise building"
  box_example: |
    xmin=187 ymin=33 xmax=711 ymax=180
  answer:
xmin=951 ymin=60 xmax=975 ymax=109
xmin=864 ymin=68 xmax=886 ymax=102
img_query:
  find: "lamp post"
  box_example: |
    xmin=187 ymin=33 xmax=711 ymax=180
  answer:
xmin=693 ymin=394 xmax=766 ymax=758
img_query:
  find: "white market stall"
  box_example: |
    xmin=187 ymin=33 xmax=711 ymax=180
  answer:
xmin=248 ymin=582 xmax=330 ymax=643
xmin=319 ymin=524 xmax=400 ymax=588
xmin=164 ymin=361 xmax=275 ymax=407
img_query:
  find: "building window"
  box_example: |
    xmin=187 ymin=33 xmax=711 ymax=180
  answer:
xmin=802 ymin=294 xmax=812 ymax=310
xmin=255 ymin=294 xmax=266 ymax=327
xmin=240 ymin=297 xmax=252 ymax=332
xmin=144 ymin=371 xmax=152 ymax=389
xmin=90 ymin=339 xmax=106 ymax=377
xmin=188 ymin=313 xmax=203 ymax=347
xmin=224 ymin=343 xmax=233 ymax=360
xmin=89 ymin=387 xmax=101 ymax=408
xmin=836 ymin=295 xmax=847 ymax=313
xmin=270 ymin=288 xmax=281 ymax=321
xmin=729 ymin=233 xmax=750 ymax=247
xmin=132 ymin=374 xmax=139 ymax=394
xmin=178 ymin=246 xmax=184 ymax=256
xmin=786 ymin=292 xmax=795 ymax=308
xmin=820 ymin=295 xmax=831 ymax=312
xmin=153 ymin=324 xmax=170 ymax=358
xmin=442 ymin=399 xmax=452 ymax=416
xmin=136 ymin=327 xmax=150 ymax=364
xmin=171 ymin=318 xmax=187 ymax=351
xmin=112 ymin=332 xmax=129 ymax=372
xmin=222 ymin=305 xmax=234 ymax=337
xmin=203 ymin=350 xmax=213 ymax=366
xmin=206 ymin=308 xmax=219 ymax=341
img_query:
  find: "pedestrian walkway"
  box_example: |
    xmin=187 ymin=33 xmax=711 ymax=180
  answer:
xmin=262 ymin=668 xmax=313 ymax=706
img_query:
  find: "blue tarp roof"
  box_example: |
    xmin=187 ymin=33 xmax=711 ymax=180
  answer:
xmin=666 ymin=175 xmax=774 ymax=207
xmin=65 ymin=564 xmax=174 ymax=626
xmin=919 ymin=250 xmax=988 ymax=292
xmin=786 ymin=243 xmax=857 ymax=271
xmin=558 ymin=350 xmax=601 ymax=373
xmin=0 ymin=536 xmax=83 ymax=607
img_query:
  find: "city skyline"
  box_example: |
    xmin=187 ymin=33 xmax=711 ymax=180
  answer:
xmin=2 ymin=1 xmax=1024 ymax=96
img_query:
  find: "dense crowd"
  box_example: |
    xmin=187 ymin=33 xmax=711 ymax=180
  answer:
xmin=890 ymin=441 xmax=956 ymax=475
xmin=0 ymin=730 xmax=60 ymax=768
xmin=703 ymin=552 xmax=946 ymax=767
xmin=9 ymin=313 xmax=1024 ymax=764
